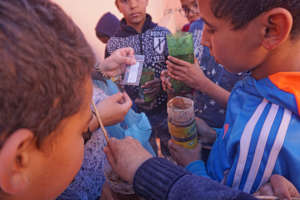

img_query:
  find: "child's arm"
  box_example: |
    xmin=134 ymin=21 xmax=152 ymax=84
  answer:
xmin=166 ymin=56 xmax=230 ymax=108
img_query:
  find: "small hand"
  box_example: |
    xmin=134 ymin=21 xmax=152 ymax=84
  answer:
xmin=160 ymin=70 xmax=173 ymax=93
xmin=135 ymin=78 xmax=162 ymax=110
xmin=96 ymin=92 xmax=132 ymax=126
xmin=195 ymin=117 xmax=216 ymax=144
xmin=254 ymin=175 xmax=300 ymax=200
xmin=141 ymin=78 xmax=161 ymax=96
xmin=104 ymin=137 xmax=153 ymax=184
xmin=168 ymin=140 xmax=202 ymax=167
xmin=100 ymin=47 xmax=136 ymax=77
xmin=166 ymin=56 xmax=209 ymax=90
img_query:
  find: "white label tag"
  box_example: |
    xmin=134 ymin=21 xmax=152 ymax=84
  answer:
xmin=127 ymin=62 xmax=139 ymax=83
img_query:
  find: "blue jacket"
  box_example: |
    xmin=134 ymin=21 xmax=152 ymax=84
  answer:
xmin=188 ymin=72 xmax=300 ymax=194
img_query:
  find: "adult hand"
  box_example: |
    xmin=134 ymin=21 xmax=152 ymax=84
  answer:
xmin=254 ymin=175 xmax=300 ymax=200
xmin=95 ymin=92 xmax=132 ymax=127
xmin=104 ymin=137 xmax=153 ymax=184
xmin=160 ymin=70 xmax=173 ymax=92
xmin=100 ymin=47 xmax=136 ymax=77
xmin=168 ymin=140 xmax=201 ymax=167
xmin=166 ymin=56 xmax=209 ymax=91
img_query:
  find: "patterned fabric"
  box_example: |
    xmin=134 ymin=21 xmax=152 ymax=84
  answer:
xmin=106 ymin=14 xmax=169 ymax=118
xmin=189 ymin=19 xmax=246 ymax=128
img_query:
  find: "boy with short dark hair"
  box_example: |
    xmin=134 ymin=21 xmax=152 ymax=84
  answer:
xmin=0 ymin=0 xmax=94 ymax=199
xmin=95 ymin=12 xmax=120 ymax=44
xmin=170 ymin=0 xmax=300 ymax=194
xmin=106 ymin=0 xmax=170 ymax=154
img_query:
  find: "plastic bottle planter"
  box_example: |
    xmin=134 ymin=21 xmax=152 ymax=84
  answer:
xmin=167 ymin=96 xmax=198 ymax=149
xmin=167 ymin=32 xmax=194 ymax=96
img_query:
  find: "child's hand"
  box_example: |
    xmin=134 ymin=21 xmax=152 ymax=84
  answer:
xmin=135 ymin=78 xmax=161 ymax=110
xmin=195 ymin=117 xmax=216 ymax=144
xmin=254 ymin=175 xmax=300 ymax=200
xmin=160 ymin=70 xmax=173 ymax=92
xmin=100 ymin=47 xmax=136 ymax=77
xmin=96 ymin=92 xmax=132 ymax=126
xmin=166 ymin=56 xmax=209 ymax=91
xmin=168 ymin=140 xmax=201 ymax=167
xmin=141 ymin=78 xmax=161 ymax=96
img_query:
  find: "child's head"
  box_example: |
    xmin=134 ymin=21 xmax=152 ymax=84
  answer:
xmin=0 ymin=0 xmax=95 ymax=199
xmin=115 ymin=0 xmax=149 ymax=32
xmin=180 ymin=0 xmax=201 ymax=23
xmin=198 ymin=0 xmax=300 ymax=77
xmin=95 ymin=12 xmax=120 ymax=44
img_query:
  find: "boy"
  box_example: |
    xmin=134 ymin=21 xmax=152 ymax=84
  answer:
xmin=95 ymin=12 xmax=120 ymax=44
xmin=170 ymin=0 xmax=300 ymax=194
xmin=180 ymin=0 xmax=202 ymax=32
xmin=0 ymin=0 xmax=95 ymax=199
xmin=106 ymin=0 xmax=170 ymax=154
xmin=164 ymin=0 xmax=246 ymax=129
xmin=0 ymin=1 xmax=138 ymax=199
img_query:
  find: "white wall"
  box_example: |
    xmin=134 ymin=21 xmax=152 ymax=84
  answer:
xmin=54 ymin=0 xmax=187 ymax=61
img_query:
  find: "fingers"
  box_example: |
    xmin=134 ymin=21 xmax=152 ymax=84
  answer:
xmin=161 ymin=73 xmax=173 ymax=91
xmin=119 ymin=47 xmax=135 ymax=57
xmin=257 ymin=183 xmax=275 ymax=196
xmin=168 ymin=56 xmax=190 ymax=66
xmin=271 ymin=175 xmax=300 ymax=200
xmin=117 ymin=55 xmax=136 ymax=66
xmin=121 ymin=92 xmax=133 ymax=109
xmin=109 ymin=92 xmax=124 ymax=103
xmin=166 ymin=61 xmax=188 ymax=81
xmin=117 ymin=47 xmax=135 ymax=65
xmin=142 ymin=78 xmax=161 ymax=88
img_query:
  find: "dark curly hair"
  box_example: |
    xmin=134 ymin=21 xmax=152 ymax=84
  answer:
xmin=210 ymin=0 xmax=300 ymax=39
xmin=0 ymin=0 xmax=95 ymax=149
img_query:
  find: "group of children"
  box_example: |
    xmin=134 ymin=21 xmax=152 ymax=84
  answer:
xmin=0 ymin=0 xmax=300 ymax=199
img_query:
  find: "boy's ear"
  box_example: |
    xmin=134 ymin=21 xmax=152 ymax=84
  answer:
xmin=260 ymin=8 xmax=293 ymax=50
xmin=0 ymin=129 xmax=34 ymax=195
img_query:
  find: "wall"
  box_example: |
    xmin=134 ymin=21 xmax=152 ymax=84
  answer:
xmin=54 ymin=0 xmax=187 ymax=61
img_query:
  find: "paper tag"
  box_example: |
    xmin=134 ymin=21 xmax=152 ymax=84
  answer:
xmin=127 ymin=62 xmax=139 ymax=83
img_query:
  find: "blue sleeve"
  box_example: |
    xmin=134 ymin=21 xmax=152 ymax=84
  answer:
xmin=185 ymin=160 xmax=209 ymax=178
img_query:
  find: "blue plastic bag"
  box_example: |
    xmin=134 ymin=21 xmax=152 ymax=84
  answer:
xmin=94 ymin=79 xmax=155 ymax=156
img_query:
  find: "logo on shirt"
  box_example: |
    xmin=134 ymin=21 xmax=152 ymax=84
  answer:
xmin=154 ymin=37 xmax=166 ymax=54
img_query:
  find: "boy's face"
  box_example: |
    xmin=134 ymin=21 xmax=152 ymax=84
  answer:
xmin=116 ymin=0 xmax=148 ymax=28
xmin=180 ymin=0 xmax=201 ymax=23
xmin=198 ymin=0 xmax=267 ymax=73
xmin=0 ymin=78 xmax=93 ymax=199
